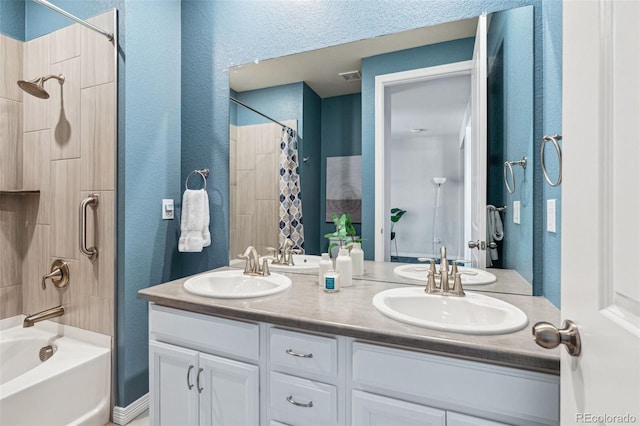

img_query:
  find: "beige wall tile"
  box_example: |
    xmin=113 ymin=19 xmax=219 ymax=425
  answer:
xmin=236 ymin=125 xmax=256 ymax=170
xmin=0 ymin=34 xmax=23 ymax=102
xmin=229 ymin=136 xmax=237 ymax=186
xmin=22 ymin=130 xmax=51 ymax=224
xmin=230 ymin=124 xmax=237 ymax=141
xmin=255 ymin=200 xmax=279 ymax=249
xmin=65 ymin=292 xmax=113 ymax=336
xmin=0 ymin=285 xmax=22 ymax=319
xmin=78 ymin=191 xmax=115 ymax=299
xmin=0 ymin=196 xmax=21 ymax=288
xmin=0 ymin=99 xmax=22 ymax=189
xmin=23 ymin=35 xmax=51 ymax=132
xmin=50 ymin=159 xmax=80 ymax=259
xmin=81 ymin=11 xmax=116 ymax=88
xmin=21 ymin=224 xmax=50 ymax=315
xmin=229 ymin=184 xmax=237 ymax=232
xmin=256 ymin=123 xmax=277 ymax=155
xmin=236 ymin=170 xmax=256 ymax=215
xmin=235 ymin=215 xmax=255 ymax=258
xmin=81 ymin=83 xmax=116 ymax=190
xmin=50 ymin=24 xmax=80 ymax=64
xmin=50 ymin=57 xmax=81 ymax=160
xmin=255 ymin=153 xmax=278 ymax=201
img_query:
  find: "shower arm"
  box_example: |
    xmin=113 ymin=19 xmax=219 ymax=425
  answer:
xmin=42 ymin=74 xmax=65 ymax=85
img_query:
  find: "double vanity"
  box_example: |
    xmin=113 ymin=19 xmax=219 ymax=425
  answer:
xmin=139 ymin=260 xmax=560 ymax=426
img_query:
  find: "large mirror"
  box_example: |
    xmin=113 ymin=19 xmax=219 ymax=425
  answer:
xmin=229 ymin=6 xmax=534 ymax=296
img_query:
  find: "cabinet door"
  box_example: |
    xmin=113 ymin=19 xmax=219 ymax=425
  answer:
xmin=447 ymin=412 xmax=508 ymax=426
xmin=198 ymin=352 xmax=259 ymax=426
xmin=149 ymin=340 xmax=199 ymax=426
xmin=352 ymin=390 xmax=445 ymax=426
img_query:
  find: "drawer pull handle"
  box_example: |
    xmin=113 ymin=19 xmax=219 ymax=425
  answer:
xmin=186 ymin=365 xmax=194 ymax=390
xmin=286 ymin=395 xmax=313 ymax=408
xmin=197 ymin=368 xmax=204 ymax=393
xmin=285 ymin=348 xmax=313 ymax=358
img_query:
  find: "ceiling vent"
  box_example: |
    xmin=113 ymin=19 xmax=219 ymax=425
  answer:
xmin=338 ymin=70 xmax=361 ymax=81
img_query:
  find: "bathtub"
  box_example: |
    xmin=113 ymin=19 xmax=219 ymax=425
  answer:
xmin=0 ymin=316 xmax=111 ymax=426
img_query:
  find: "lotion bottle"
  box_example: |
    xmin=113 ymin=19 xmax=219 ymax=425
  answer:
xmin=350 ymin=242 xmax=364 ymax=276
xmin=318 ymin=253 xmax=332 ymax=286
xmin=335 ymin=247 xmax=353 ymax=287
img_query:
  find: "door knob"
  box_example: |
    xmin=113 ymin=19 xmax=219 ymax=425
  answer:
xmin=532 ymin=320 xmax=581 ymax=356
xmin=468 ymin=240 xmax=486 ymax=250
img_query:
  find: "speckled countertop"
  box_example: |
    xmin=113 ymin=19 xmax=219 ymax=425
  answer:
xmin=138 ymin=266 xmax=560 ymax=375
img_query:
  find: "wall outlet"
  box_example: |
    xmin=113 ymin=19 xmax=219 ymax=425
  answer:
xmin=513 ymin=201 xmax=521 ymax=224
xmin=162 ymin=199 xmax=174 ymax=220
xmin=547 ymin=199 xmax=556 ymax=233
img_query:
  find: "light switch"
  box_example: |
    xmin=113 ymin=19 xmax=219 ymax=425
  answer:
xmin=513 ymin=201 xmax=521 ymax=224
xmin=162 ymin=199 xmax=174 ymax=220
xmin=547 ymin=199 xmax=556 ymax=233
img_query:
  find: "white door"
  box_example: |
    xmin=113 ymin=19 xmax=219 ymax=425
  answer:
xmin=468 ymin=14 xmax=487 ymax=268
xmin=446 ymin=412 xmax=508 ymax=426
xmin=149 ymin=341 xmax=200 ymax=426
xmin=559 ymin=0 xmax=640 ymax=423
xmin=198 ymin=352 xmax=259 ymax=426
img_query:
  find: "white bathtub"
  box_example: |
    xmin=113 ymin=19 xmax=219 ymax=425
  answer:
xmin=0 ymin=316 xmax=111 ymax=426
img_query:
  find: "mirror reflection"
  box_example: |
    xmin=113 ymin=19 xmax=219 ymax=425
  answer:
xmin=229 ymin=7 xmax=534 ymax=296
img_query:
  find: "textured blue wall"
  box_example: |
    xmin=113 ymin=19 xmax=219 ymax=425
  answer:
xmin=25 ymin=0 xmax=181 ymax=408
xmin=302 ymin=83 xmax=322 ymax=254
xmin=236 ymin=83 xmax=302 ymax=126
xmin=320 ymin=93 xmax=362 ymax=251
xmin=541 ymin=0 xmax=562 ymax=307
xmin=0 ymin=0 xmax=25 ymax=40
xmin=361 ymin=38 xmax=475 ymax=259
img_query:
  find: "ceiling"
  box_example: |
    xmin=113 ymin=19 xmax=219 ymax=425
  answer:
xmin=229 ymin=17 xmax=478 ymax=99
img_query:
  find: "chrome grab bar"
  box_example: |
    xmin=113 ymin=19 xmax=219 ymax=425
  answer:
xmin=79 ymin=194 xmax=99 ymax=259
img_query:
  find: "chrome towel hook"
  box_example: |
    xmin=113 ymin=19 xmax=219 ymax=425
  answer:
xmin=503 ymin=156 xmax=527 ymax=194
xmin=541 ymin=134 xmax=562 ymax=187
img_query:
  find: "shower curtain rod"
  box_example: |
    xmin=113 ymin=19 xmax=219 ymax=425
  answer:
xmin=229 ymin=97 xmax=288 ymax=130
xmin=34 ymin=0 xmax=114 ymax=41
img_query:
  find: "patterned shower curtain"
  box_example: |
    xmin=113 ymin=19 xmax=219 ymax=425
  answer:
xmin=279 ymin=127 xmax=305 ymax=251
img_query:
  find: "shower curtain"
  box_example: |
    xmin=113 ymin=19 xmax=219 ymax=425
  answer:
xmin=279 ymin=128 xmax=305 ymax=251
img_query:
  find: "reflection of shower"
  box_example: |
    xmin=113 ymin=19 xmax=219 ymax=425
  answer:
xmin=432 ymin=177 xmax=446 ymax=255
xmin=17 ymin=74 xmax=65 ymax=99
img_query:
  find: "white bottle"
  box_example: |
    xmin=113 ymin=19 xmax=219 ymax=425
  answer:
xmin=318 ymin=253 xmax=332 ymax=286
xmin=350 ymin=242 xmax=364 ymax=276
xmin=335 ymin=247 xmax=353 ymax=287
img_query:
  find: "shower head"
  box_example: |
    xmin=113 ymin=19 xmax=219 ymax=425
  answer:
xmin=17 ymin=74 xmax=65 ymax=99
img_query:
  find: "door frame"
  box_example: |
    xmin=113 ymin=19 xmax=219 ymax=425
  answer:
xmin=374 ymin=60 xmax=473 ymax=261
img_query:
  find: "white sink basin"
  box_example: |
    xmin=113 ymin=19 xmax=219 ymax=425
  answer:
xmin=265 ymin=254 xmax=321 ymax=272
xmin=393 ymin=264 xmax=497 ymax=286
xmin=183 ymin=270 xmax=291 ymax=299
xmin=372 ymin=287 xmax=528 ymax=335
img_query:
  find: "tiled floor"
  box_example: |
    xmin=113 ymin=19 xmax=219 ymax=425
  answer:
xmin=105 ymin=410 xmax=148 ymax=426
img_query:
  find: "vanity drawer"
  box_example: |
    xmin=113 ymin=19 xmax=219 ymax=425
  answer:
xmin=352 ymin=342 xmax=559 ymax=425
xmin=149 ymin=304 xmax=259 ymax=361
xmin=270 ymin=372 xmax=338 ymax=426
xmin=270 ymin=328 xmax=338 ymax=378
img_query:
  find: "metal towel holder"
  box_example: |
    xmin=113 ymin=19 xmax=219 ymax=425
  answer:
xmin=503 ymin=157 xmax=527 ymax=194
xmin=541 ymin=134 xmax=563 ymax=187
xmin=185 ymin=169 xmax=209 ymax=190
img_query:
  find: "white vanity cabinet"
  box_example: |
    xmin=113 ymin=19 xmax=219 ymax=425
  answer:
xmin=148 ymin=305 xmax=260 ymax=426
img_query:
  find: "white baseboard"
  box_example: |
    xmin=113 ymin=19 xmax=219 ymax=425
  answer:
xmin=112 ymin=393 xmax=149 ymax=425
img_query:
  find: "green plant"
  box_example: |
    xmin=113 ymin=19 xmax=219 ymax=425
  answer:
xmin=324 ymin=212 xmax=360 ymax=256
xmin=390 ymin=208 xmax=406 ymax=241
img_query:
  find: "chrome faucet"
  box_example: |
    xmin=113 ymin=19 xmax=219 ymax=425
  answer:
xmin=23 ymin=305 xmax=65 ymax=328
xmin=238 ymin=246 xmax=272 ymax=276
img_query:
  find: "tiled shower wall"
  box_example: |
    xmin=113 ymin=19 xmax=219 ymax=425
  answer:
xmin=229 ymin=120 xmax=296 ymax=260
xmin=0 ymin=11 xmax=116 ymax=337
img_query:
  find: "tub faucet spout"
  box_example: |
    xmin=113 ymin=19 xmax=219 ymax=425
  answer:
xmin=23 ymin=305 xmax=65 ymax=328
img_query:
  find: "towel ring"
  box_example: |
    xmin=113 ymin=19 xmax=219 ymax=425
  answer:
xmin=503 ymin=157 xmax=527 ymax=194
xmin=185 ymin=169 xmax=209 ymax=190
xmin=541 ymin=134 xmax=563 ymax=187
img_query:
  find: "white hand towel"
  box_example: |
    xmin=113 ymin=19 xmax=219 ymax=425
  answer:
xmin=486 ymin=205 xmax=504 ymax=264
xmin=179 ymin=189 xmax=210 ymax=252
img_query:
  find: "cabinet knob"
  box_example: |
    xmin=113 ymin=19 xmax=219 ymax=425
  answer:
xmin=532 ymin=320 xmax=581 ymax=356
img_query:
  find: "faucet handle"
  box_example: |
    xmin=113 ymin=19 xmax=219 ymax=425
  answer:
xmin=260 ymin=256 xmax=275 ymax=276
xmin=417 ymin=257 xmax=437 ymax=275
xmin=41 ymin=259 xmax=69 ymax=290
xmin=424 ymin=269 xmax=438 ymax=294
xmin=451 ymin=271 xmax=476 ymax=297
xmin=265 ymin=247 xmax=278 ymax=256
xmin=237 ymin=252 xmax=253 ymax=275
